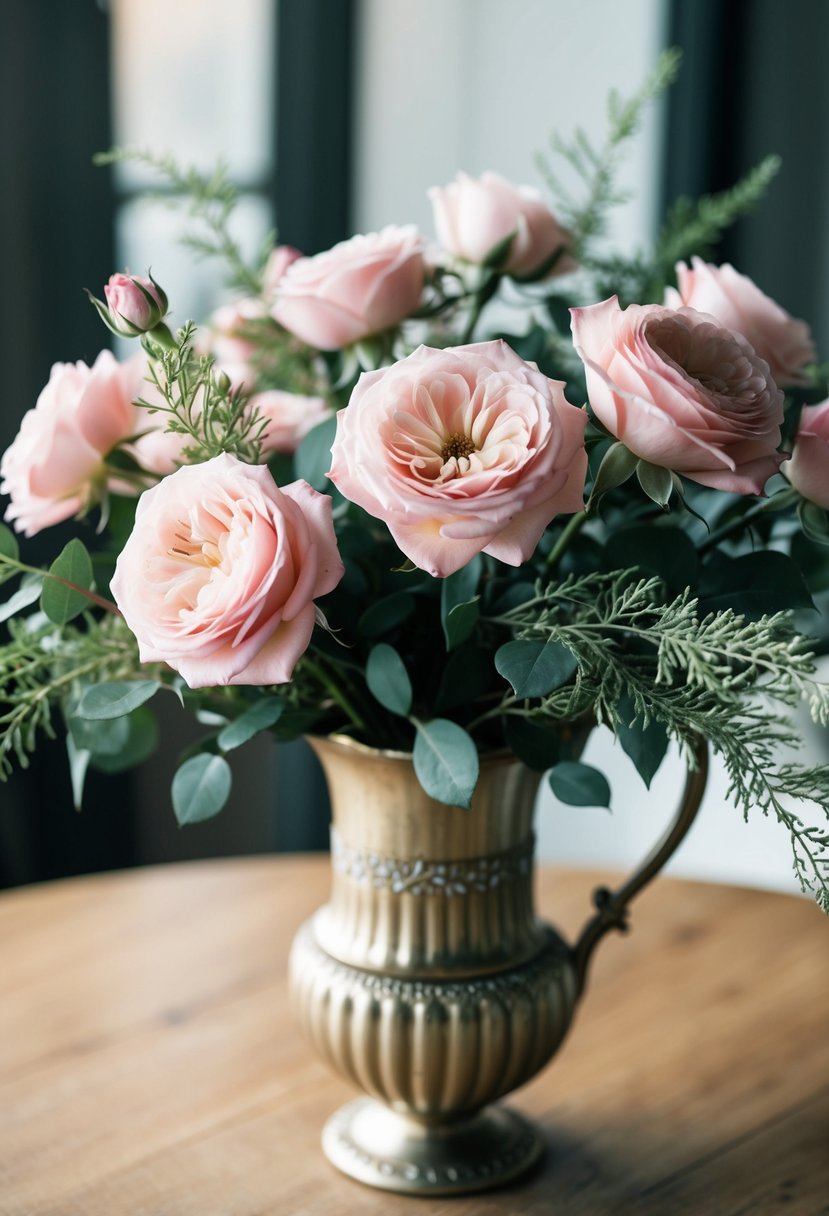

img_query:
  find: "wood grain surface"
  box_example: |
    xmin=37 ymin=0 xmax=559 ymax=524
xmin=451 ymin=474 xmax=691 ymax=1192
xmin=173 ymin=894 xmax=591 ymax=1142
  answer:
xmin=0 ymin=857 xmax=827 ymax=1215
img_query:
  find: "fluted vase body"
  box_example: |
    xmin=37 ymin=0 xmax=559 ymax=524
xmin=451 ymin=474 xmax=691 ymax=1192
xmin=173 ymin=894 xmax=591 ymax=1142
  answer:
xmin=288 ymin=735 xmax=580 ymax=1194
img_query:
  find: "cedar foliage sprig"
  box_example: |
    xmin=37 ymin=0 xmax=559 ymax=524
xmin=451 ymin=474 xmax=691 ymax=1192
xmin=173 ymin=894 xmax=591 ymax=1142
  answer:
xmin=486 ymin=571 xmax=829 ymax=909
xmin=138 ymin=322 xmax=266 ymax=464
xmin=94 ymin=148 xmax=272 ymax=296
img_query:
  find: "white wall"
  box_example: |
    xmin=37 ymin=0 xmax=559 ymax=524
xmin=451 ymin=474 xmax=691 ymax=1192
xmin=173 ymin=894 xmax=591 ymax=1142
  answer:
xmin=353 ymin=0 xmax=814 ymax=897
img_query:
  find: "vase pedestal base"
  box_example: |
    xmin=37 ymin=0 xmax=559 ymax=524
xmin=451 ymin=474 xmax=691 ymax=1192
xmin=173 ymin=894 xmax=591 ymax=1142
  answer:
xmin=322 ymin=1097 xmax=543 ymax=1196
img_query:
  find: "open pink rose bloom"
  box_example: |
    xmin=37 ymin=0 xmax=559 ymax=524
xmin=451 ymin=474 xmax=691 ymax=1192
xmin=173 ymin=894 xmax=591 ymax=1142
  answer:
xmin=783 ymin=399 xmax=829 ymax=509
xmin=571 ymin=296 xmax=784 ymax=494
xmin=665 ymin=257 xmax=816 ymax=387
xmin=110 ymin=454 xmax=344 ymax=688
xmin=1 ymin=351 xmax=138 ymax=535
xmin=328 ymin=340 xmax=588 ymax=577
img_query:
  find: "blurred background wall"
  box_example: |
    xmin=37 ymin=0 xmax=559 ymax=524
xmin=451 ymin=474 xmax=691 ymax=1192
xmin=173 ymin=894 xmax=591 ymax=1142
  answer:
xmin=0 ymin=0 xmax=827 ymax=893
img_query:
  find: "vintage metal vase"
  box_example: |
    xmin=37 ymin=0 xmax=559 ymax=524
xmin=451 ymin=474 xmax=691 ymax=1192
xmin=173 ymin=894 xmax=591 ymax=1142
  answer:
xmin=289 ymin=733 xmax=708 ymax=1196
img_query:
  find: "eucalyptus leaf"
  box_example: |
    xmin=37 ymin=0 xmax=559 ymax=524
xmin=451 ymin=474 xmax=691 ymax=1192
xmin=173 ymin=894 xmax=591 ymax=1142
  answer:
xmin=435 ymin=644 xmax=490 ymax=713
xmin=90 ymin=707 xmax=160 ymax=773
xmin=172 ymin=753 xmax=232 ymax=825
xmin=615 ymin=695 xmax=669 ymax=788
xmin=218 ymin=697 xmax=285 ymax=751
xmin=549 ymin=761 xmax=611 ymax=808
xmin=294 ymin=414 xmax=338 ymax=490
xmin=602 ymin=525 xmax=699 ymax=594
xmin=503 ymin=716 xmax=560 ymax=772
xmin=700 ymin=551 xmax=814 ymax=618
xmin=68 ymin=712 xmax=130 ymax=757
xmin=358 ymin=592 xmax=416 ymax=638
xmin=40 ymin=539 xmax=94 ymax=625
xmin=0 ymin=576 xmax=43 ymax=624
xmin=413 ymin=719 xmax=479 ymax=808
xmin=441 ymin=557 xmax=482 ymax=649
xmin=495 ymin=637 xmax=578 ymax=699
xmin=76 ymin=680 xmax=160 ymax=720
xmin=66 ymin=735 xmax=91 ymax=812
xmin=366 ymin=644 xmax=413 ymax=716
xmin=0 ymin=523 xmax=19 ymax=562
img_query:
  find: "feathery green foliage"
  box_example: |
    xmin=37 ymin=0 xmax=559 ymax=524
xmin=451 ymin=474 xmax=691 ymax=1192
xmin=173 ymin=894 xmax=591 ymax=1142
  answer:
xmin=94 ymin=148 xmax=272 ymax=296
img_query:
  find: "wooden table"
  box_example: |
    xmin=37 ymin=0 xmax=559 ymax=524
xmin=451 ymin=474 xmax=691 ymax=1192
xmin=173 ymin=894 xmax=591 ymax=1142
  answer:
xmin=0 ymin=858 xmax=827 ymax=1215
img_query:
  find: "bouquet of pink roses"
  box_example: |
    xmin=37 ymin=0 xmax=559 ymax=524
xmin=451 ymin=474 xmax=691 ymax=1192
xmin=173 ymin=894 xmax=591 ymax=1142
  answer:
xmin=2 ymin=57 xmax=828 ymax=908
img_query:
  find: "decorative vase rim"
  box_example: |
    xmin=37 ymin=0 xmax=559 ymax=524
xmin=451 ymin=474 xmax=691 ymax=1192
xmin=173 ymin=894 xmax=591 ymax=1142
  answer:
xmin=308 ymin=731 xmax=517 ymax=768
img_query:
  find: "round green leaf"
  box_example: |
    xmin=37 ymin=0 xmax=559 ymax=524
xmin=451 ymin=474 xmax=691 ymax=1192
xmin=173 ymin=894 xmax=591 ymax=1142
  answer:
xmin=366 ymin=644 xmax=413 ymax=716
xmin=218 ymin=697 xmax=285 ymax=752
xmin=495 ymin=638 xmax=577 ymax=699
xmin=172 ymin=754 xmax=232 ymax=825
xmin=90 ymin=707 xmax=160 ymax=774
xmin=77 ymin=680 xmax=161 ymax=720
xmin=413 ymin=719 xmax=479 ymax=808
xmin=0 ymin=523 xmax=19 ymax=562
xmin=549 ymin=761 xmax=611 ymax=808
xmin=41 ymin=538 xmax=94 ymax=625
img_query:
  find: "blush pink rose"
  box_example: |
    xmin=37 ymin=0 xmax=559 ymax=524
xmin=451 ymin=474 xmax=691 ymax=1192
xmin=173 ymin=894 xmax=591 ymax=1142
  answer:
xmin=571 ymin=297 xmax=784 ymax=495
xmin=263 ymin=245 xmax=303 ymax=297
xmin=1 ymin=351 xmax=138 ymax=535
xmin=428 ymin=171 xmax=576 ymax=279
xmin=110 ymin=454 xmax=344 ymax=688
xmin=272 ymin=226 xmax=425 ymax=350
xmin=665 ymin=257 xmax=816 ymax=387
xmin=253 ymin=391 xmax=331 ymax=455
xmin=208 ymin=298 xmax=268 ymax=390
xmin=782 ymin=400 xmax=829 ymax=508
xmin=328 ymin=340 xmax=587 ymax=577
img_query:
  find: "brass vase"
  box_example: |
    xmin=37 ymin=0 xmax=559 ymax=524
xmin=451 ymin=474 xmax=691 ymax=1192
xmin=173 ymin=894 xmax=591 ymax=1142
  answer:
xmin=289 ymin=733 xmax=708 ymax=1196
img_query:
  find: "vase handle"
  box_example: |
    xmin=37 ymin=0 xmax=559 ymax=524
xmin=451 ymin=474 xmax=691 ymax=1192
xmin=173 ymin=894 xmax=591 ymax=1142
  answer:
xmin=571 ymin=735 xmax=708 ymax=993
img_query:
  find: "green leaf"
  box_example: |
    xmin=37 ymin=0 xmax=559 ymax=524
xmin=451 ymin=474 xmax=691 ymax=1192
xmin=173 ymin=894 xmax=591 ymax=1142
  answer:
xmin=294 ymin=414 xmax=338 ymax=490
xmin=602 ymin=525 xmax=699 ymax=594
xmin=68 ymin=713 xmax=130 ymax=757
xmin=76 ymin=680 xmax=160 ymax=720
xmin=549 ymin=761 xmax=611 ymax=808
xmin=495 ymin=637 xmax=578 ymax=698
xmin=65 ymin=735 xmax=91 ymax=812
xmin=358 ymin=592 xmax=416 ymax=638
xmin=636 ymin=460 xmax=674 ymax=507
xmin=218 ymin=697 xmax=284 ymax=751
xmin=792 ymin=532 xmax=829 ymax=593
xmin=441 ymin=556 xmax=482 ymax=649
xmin=587 ymin=441 xmax=638 ymax=505
xmin=366 ymin=643 xmax=413 ymax=716
xmin=172 ymin=753 xmax=232 ymax=825
xmin=615 ymin=694 xmax=669 ymax=788
xmin=90 ymin=706 xmax=160 ymax=773
xmin=503 ymin=716 xmax=561 ymax=772
xmin=699 ymin=551 xmax=814 ymax=618
xmin=40 ymin=539 xmax=94 ymax=624
xmin=435 ymin=643 xmax=490 ymax=713
xmin=0 ymin=523 xmax=19 ymax=562
xmin=798 ymin=499 xmax=829 ymax=547
xmin=0 ymin=575 xmax=43 ymax=623
xmin=413 ymin=719 xmax=479 ymax=808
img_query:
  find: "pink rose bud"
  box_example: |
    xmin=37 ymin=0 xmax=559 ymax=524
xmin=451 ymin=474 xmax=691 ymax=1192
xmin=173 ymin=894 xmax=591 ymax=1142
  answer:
xmin=571 ymin=296 xmax=784 ymax=496
xmin=783 ymin=400 xmax=829 ymax=509
xmin=110 ymin=454 xmax=345 ymax=688
xmin=328 ymin=340 xmax=587 ymax=577
xmin=91 ymin=271 xmax=169 ymax=338
xmin=428 ymin=171 xmax=577 ymax=280
xmin=272 ymin=226 xmax=425 ymax=350
xmin=1 ymin=351 xmax=138 ymax=535
xmin=665 ymin=258 xmax=816 ymax=388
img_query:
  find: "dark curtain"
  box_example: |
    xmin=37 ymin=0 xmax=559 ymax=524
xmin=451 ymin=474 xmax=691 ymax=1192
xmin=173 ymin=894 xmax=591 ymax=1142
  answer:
xmin=665 ymin=0 xmax=829 ymax=342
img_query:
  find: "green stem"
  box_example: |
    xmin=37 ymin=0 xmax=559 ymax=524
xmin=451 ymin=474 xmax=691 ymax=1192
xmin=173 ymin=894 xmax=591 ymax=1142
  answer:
xmin=0 ymin=554 xmax=120 ymax=615
xmin=546 ymin=511 xmax=588 ymax=568
xmin=698 ymin=498 xmax=776 ymax=554
xmin=301 ymin=655 xmax=368 ymax=733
